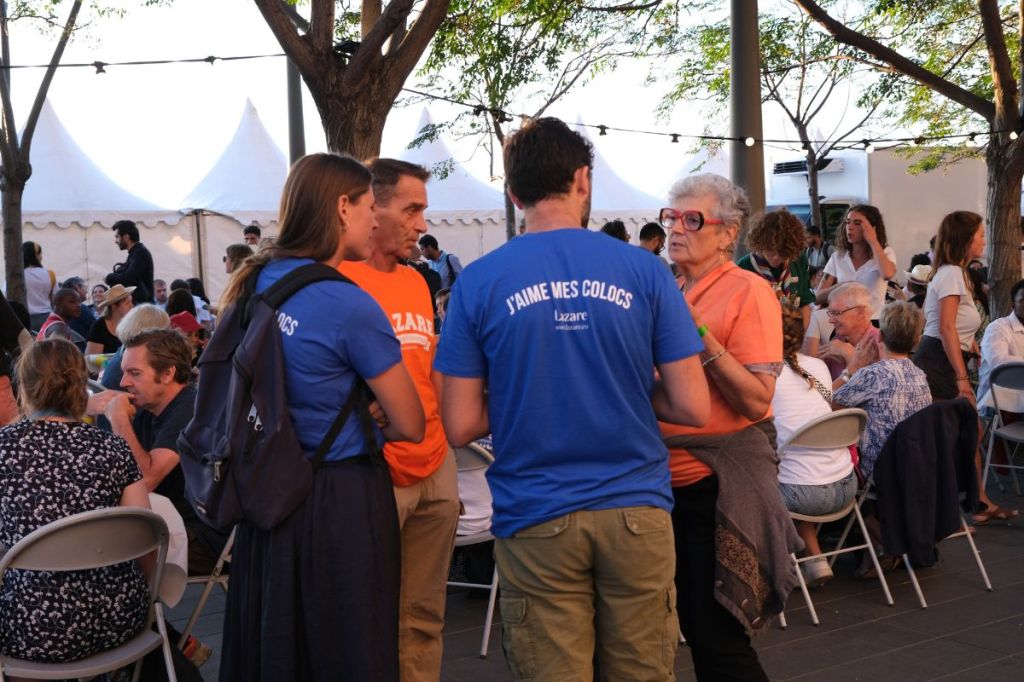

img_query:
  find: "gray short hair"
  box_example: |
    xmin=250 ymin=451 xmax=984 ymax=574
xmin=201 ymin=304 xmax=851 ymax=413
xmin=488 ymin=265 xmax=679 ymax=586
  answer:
xmin=116 ymin=304 xmax=170 ymax=343
xmin=667 ymin=173 xmax=750 ymax=232
xmin=828 ymin=282 xmax=872 ymax=309
xmin=879 ymin=301 xmax=924 ymax=354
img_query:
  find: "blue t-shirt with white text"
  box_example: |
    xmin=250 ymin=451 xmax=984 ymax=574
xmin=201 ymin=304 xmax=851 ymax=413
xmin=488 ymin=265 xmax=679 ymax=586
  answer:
xmin=435 ymin=229 xmax=703 ymax=537
xmin=256 ymin=258 xmax=401 ymax=462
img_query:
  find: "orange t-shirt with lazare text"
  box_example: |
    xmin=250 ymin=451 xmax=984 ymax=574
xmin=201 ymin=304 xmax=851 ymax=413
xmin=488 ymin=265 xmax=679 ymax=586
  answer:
xmin=659 ymin=262 xmax=783 ymax=487
xmin=339 ymin=262 xmax=448 ymax=486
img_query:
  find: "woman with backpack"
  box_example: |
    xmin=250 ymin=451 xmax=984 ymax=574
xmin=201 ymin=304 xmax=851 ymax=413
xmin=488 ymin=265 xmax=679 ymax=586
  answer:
xmin=218 ymin=153 xmax=425 ymax=681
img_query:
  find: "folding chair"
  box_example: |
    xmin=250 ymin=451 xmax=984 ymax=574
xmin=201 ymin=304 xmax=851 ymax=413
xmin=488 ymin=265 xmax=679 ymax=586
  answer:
xmin=982 ymin=360 xmax=1024 ymax=494
xmin=875 ymin=400 xmax=993 ymax=609
xmin=177 ymin=526 xmax=236 ymax=648
xmin=447 ymin=443 xmax=499 ymax=658
xmin=0 ymin=508 xmax=177 ymax=682
xmin=775 ymin=408 xmax=894 ymax=627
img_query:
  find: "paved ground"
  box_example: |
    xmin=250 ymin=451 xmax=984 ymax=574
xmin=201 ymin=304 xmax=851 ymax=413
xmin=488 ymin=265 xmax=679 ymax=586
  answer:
xmin=168 ymin=487 xmax=1024 ymax=681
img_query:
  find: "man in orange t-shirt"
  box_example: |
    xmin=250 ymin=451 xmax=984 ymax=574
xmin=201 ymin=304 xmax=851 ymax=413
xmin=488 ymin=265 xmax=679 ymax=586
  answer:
xmin=340 ymin=158 xmax=459 ymax=682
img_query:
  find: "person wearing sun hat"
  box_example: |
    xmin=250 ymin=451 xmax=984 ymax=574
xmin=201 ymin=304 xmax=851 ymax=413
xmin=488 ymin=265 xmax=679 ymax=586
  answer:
xmin=85 ymin=284 xmax=135 ymax=356
xmin=904 ymin=264 xmax=931 ymax=308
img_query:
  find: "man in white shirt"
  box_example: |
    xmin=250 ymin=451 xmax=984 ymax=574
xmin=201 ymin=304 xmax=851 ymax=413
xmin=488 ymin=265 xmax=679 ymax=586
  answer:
xmin=978 ymin=279 xmax=1024 ymax=410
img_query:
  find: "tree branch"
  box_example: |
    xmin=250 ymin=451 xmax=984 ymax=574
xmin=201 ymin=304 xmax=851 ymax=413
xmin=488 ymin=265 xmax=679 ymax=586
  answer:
xmin=0 ymin=0 xmax=17 ymax=167
xmin=22 ymin=0 xmax=84 ymax=161
xmin=253 ymin=0 xmax=318 ymax=75
xmin=362 ymin=0 xmax=381 ymax=39
xmin=347 ymin=0 xmax=415 ymax=86
xmin=307 ymin=0 xmax=335 ymax=52
xmin=388 ymin=0 xmax=451 ymax=80
xmin=979 ymin=0 xmax=1018 ymax=122
xmin=793 ymin=0 xmax=995 ymax=120
xmin=282 ymin=0 xmax=309 ymax=33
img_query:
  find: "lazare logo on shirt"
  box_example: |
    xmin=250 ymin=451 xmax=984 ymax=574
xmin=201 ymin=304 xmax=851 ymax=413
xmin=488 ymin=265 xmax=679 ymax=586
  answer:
xmin=391 ymin=312 xmax=434 ymax=351
xmin=504 ymin=279 xmax=634 ymax=316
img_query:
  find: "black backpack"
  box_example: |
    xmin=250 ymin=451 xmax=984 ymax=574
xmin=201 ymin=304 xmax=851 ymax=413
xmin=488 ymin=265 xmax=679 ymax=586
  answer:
xmin=177 ymin=262 xmax=378 ymax=531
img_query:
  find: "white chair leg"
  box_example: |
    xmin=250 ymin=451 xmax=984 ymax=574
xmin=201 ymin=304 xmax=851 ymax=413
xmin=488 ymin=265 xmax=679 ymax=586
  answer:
xmin=479 ymin=566 xmax=499 ymax=658
xmin=1010 ymin=443 xmax=1023 ymax=496
xmin=178 ymin=578 xmax=219 ymax=648
xmin=154 ymin=602 xmax=179 ymax=682
xmin=903 ymin=554 xmax=927 ymax=609
xmin=961 ymin=516 xmax=993 ymax=591
xmin=791 ymin=553 xmax=819 ymax=626
xmin=852 ymin=505 xmax=894 ymax=606
xmin=778 ymin=609 xmax=788 ymax=629
xmin=829 ymin=510 xmax=858 ymax=569
xmin=983 ymin=423 xmax=998 ymax=491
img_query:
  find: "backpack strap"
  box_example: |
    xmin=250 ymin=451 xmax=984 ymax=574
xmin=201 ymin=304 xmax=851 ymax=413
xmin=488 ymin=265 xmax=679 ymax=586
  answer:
xmin=310 ymin=379 xmax=369 ymax=471
xmin=262 ymin=262 xmax=352 ymax=309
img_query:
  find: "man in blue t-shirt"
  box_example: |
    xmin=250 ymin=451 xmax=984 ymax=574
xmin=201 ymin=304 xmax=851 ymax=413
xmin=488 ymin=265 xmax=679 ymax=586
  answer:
xmin=435 ymin=117 xmax=709 ymax=680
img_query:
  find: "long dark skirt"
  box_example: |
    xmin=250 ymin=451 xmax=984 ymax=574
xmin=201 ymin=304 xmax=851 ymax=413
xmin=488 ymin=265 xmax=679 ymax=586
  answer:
xmin=912 ymin=335 xmax=971 ymax=401
xmin=220 ymin=456 xmax=400 ymax=682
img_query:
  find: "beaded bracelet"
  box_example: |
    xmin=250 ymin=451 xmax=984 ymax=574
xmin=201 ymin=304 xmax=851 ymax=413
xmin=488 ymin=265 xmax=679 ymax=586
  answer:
xmin=702 ymin=349 xmax=728 ymax=367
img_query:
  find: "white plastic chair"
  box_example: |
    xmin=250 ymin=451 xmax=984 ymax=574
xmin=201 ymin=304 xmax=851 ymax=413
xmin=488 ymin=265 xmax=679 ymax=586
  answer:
xmin=177 ymin=526 xmax=236 ymax=648
xmin=448 ymin=443 xmax=498 ymax=658
xmin=982 ymin=361 xmax=1024 ymax=494
xmin=0 ymin=507 xmax=177 ymax=682
xmin=776 ymin=408 xmax=894 ymax=627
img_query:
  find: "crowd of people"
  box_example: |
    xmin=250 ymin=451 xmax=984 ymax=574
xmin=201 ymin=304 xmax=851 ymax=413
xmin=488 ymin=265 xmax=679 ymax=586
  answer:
xmin=0 ymin=114 xmax=1021 ymax=682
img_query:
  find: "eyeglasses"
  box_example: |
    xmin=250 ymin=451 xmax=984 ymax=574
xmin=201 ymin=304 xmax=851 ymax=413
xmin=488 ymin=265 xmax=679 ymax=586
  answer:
xmin=826 ymin=305 xmax=864 ymax=319
xmin=659 ymin=208 xmax=726 ymax=232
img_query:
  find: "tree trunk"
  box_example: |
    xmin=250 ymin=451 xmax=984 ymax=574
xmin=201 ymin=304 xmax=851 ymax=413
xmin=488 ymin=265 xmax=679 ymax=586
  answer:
xmin=312 ymin=86 xmax=393 ymax=159
xmin=504 ymin=188 xmax=516 ymax=240
xmin=984 ymin=139 xmax=1024 ymax=316
xmin=805 ymin=151 xmax=822 ymax=233
xmin=2 ymin=163 xmax=27 ymax=305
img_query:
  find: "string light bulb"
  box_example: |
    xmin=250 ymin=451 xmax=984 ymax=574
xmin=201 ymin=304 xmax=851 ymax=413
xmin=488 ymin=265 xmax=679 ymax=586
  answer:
xmin=744 ymin=136 xmax=755 ymax=147
xmin=598 ymin=125 xmax=608 ymax=136
xmin=862 ymin=139 xmax=875 ymax=153
xmin=1011 ymin=131 xmax=1019 ymax=141
xmin=966 ymin=133 xmax=978 ymax=147
xmin=671 ymin=134 xmax=679 ymax=143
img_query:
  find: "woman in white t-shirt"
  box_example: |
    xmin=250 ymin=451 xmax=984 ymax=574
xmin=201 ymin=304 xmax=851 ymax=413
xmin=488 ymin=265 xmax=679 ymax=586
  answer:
xmin=774 ymin=305 xmax=856 ymax=586
xmin=817 ymin=205 xmax=897 ymax=320
xmin=22 ymin=241 xmax=55 ymax=330
xmin=912 ymin=211 xmax=985 ymax=403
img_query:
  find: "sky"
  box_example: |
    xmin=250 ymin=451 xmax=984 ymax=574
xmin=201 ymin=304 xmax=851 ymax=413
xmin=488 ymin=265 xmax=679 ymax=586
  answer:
xmin=4 ymin=0 xmax=875 ymax=208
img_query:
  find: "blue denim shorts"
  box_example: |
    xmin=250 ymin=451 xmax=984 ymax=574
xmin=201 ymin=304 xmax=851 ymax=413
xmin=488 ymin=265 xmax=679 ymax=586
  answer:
xmin=779 ymin=472 xmax=858 ymax=516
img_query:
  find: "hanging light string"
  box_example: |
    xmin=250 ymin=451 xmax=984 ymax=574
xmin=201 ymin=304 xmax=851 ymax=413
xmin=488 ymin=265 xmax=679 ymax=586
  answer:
xmin=0 ymin=50 xmax=1015 ymax=149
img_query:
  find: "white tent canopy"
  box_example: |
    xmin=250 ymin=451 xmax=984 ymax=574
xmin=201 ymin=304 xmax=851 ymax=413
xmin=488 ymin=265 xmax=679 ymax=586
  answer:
xmin=398 ymin=109 xmax=507 ymax=261
xmin=178 ymin=99 xmax=288 ymax=298
xmin=180 ymin=98 xmax=287 ymax=225
xmin=576 ymin=117 xmax=663 ymax=232
xmin=2 ymin=100 xmax=190 ymax=292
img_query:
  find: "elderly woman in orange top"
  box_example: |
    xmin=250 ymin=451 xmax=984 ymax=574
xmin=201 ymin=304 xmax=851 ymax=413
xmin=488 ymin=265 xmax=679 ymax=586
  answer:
xmin=659 ymin=173 xmax=798 ymax=682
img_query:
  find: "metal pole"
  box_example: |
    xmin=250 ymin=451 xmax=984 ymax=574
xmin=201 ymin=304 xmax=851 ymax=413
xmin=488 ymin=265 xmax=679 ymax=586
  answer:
xmin=287 ymin=59 xmax=305 ymax=164
xmin=730 ymin=0 xmax=765 ymax=258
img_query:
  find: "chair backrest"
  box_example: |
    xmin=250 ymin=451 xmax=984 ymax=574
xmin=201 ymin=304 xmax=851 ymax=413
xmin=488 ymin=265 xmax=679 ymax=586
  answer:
xmin=989 ymin=361 xmax=1024 ymax=409
xmin=0 ymin=507 xmax=168 ymax=575
xmin=453 ymin=443 xmax=494 ymax=471
xmin=780 ymin=408 xmax=868 ymax=452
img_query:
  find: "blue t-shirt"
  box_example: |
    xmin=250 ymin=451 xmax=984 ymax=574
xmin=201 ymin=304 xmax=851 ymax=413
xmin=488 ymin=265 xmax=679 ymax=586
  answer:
xmin=435 ymin=229 xmax=703 ymax=537
xmin=256 ymin=258 xmax=402 ymax=462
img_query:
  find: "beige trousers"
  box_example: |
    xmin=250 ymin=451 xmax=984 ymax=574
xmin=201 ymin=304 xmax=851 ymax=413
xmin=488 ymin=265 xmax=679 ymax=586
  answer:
xmin=495 ymin=506 xmax=678 ymax=682
xmin=393 ymin=448 xmax=460 ymax=682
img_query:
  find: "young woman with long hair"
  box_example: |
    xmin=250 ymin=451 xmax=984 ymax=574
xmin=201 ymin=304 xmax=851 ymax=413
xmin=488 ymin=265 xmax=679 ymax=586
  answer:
xmin=816 ymin=205 xmax=897 ymax=320
xmin=219 ymin=153 xmax=424 ymax=681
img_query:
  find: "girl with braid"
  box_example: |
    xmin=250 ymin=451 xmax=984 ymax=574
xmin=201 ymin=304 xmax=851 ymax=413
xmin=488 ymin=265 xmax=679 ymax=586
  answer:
xmin=771 ymin=304 xmax=858 ymax=586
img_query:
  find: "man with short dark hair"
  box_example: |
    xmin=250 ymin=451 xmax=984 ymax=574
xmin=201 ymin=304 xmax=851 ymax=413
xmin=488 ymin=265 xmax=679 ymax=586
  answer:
xmin=436 ymin=117 xmax=709 ymax=679
xmin=37 ymin=288 xmax=81 ymax=341
xmin=106 ymin=220 xmax=154 ymax=304
xmin=805 ymin=226 xmax=833 ymax=269
xmin=638 ymin=221 xmax=667 ymax=256
xmin=105 ymin=328 xmax=228 ymax=575
xmin=61 ymin=276 xmax=96 ymax=347
xmin=242 ymin=223 xmax=261 ymax=246
xmin=600 ymin=219 xmax=629 ymax=242
xmin=340 ymin=157 xmax=459 ymax=682
xmin=417 ymin=234 xmax=462 ymax=289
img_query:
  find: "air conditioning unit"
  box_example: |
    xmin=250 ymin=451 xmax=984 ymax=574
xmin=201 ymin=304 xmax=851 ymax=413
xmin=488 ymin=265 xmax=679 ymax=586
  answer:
xmin=772 ymin=157 xmax=845 ymax=176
